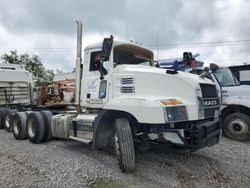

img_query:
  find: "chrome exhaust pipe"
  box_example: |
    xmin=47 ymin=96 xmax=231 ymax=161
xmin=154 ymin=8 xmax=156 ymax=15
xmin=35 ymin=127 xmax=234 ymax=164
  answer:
xmin=75 ymin=20 xmax=82 ymax=113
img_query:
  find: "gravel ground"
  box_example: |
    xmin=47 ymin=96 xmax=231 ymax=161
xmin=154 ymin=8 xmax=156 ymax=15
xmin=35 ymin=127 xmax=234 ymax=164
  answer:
xmin=0 ymin=129 xmax=249 ymax=188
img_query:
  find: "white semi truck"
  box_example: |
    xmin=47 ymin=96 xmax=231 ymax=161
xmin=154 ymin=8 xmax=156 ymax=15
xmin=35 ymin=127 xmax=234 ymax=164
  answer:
xmin=159 ymin=53 xmax=250 ymax=141
xmin=0 ymin=63 xmax=36 ymax=131
xmin=191 ymin=65 xmax=250 ymax=141
xmin=0 ymin=21 xmax=222 ymax=172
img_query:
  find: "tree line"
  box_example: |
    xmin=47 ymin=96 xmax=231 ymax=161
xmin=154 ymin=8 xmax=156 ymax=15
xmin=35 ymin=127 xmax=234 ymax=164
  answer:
xmin=1 ymin=51 xmax=54 ymax=87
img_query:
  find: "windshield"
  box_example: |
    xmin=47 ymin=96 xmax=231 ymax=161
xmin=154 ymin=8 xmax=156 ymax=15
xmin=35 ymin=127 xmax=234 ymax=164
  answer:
xmin=113 ymin=45 xmax=153 ymax=66
xmin=189 ymin=68 xmax=213 ymax=80
xmin=213 ymin=68 xmax=240 ymax=87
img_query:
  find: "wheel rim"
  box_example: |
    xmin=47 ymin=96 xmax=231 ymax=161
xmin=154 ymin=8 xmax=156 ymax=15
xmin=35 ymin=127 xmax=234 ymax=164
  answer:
xmin=28 ymin=119 xmax=35 ymax=138
xmin=13 ymin=119 xmax=20 ymax=135
xmin=5 ymin=115 xmax=10 ymax=129
xmin=229 ymin=118 xmax=249 ymax=135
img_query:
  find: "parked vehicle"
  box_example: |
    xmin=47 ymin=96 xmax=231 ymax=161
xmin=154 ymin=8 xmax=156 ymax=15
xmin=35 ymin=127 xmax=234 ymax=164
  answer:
xmin=0 ymin=22 xmax=221 ymax=172
xmin=229 ymin=64 xmax=250 ymax=85
xmin=159 ymin=52 xmax=250 ymax=141
xmin=0 ymin=63 xmax=40 ymax=131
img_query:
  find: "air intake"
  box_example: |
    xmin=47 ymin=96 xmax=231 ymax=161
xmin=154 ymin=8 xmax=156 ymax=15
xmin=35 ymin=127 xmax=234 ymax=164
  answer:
xmin=120 ymin=86 xmax=134 ymax=93
xmin=121 ymin=78 xmax=134 ymax=85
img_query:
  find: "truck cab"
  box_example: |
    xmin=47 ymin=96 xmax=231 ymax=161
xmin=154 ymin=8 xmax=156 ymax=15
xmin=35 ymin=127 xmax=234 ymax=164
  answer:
xmin=197 ymin=66 xmax=250 ymax=141
xmin=54 ymin=37 xmax=221 ymax=172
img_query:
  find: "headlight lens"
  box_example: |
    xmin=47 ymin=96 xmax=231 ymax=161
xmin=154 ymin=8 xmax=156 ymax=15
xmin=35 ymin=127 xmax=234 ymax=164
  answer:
xmin=164 ymin=106 xmax=188 ymax=122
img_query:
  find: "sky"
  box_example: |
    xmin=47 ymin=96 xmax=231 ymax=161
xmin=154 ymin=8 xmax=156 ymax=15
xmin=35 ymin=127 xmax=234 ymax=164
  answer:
xmin=0 ymin=0 xmax=250 ymax=72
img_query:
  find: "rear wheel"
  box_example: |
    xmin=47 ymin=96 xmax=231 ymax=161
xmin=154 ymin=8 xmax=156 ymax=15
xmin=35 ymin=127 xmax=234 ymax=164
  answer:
xmin=223 ymin=113 xmax=250 ymax=141
xmin=12 ymin=112 xmax=28 ymax=140
xmin=0 ymin=108 xmax=8 ymax=129
xmin=26 ymin=112 xmax=45 ymax=143
xmin=114 ymin=118 xmax=135 ymax=173
xmin=4 ymin=109 xmax=18 ymax=132
xmin=40 ymin=111 xmax=53 ymax=141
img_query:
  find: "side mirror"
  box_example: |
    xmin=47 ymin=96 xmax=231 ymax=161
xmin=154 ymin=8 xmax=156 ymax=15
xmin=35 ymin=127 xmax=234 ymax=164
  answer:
xmin=210 ymin=63 xmax=219 ymax=72
xmin=183 ymin=52 xmax=193 ymax=61
xmin=101 ymin=35 xmax=114 ymax=61
xmin=99 ymin=35 xmax=114 ymax=80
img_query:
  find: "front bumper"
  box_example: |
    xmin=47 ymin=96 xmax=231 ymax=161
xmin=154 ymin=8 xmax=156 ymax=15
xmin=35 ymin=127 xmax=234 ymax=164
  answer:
xmin=146 ymin=118 xmax=222 ymax=151
xmin=188 ymin=118 xmax=221 ymax=151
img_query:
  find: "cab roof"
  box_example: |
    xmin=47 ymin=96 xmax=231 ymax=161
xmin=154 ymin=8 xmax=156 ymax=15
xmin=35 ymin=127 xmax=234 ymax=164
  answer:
xmin=84 ymin=40 xmax=154 ymax=58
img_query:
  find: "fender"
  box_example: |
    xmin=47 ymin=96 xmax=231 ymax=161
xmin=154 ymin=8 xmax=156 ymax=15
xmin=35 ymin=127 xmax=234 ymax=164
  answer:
xmin=222 ymin=96 xmax=250 ymax=110
xmin=92 ymin=109 xmax=138 ymax=149
xmin=103 ymin=97 xmax=166 ymax=124
xmin=92 ymin=110 xmax=110 ymax=149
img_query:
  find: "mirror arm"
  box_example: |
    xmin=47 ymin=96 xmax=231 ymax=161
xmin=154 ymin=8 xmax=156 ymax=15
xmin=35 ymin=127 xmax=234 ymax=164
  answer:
xmin=99 ymin=59 xmax=104 ymax=80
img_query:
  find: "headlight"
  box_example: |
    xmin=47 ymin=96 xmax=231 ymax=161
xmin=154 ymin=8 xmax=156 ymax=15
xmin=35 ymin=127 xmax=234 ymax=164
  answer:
xmin=164 ymin=106 xmax=188 ymax=122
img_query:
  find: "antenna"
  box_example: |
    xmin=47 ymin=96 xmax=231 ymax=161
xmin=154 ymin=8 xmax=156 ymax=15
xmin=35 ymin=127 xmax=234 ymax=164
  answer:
xmin=156 ymin=30 xmax=159 ymax=61
xmin=126 ymin=25 xmax=129 ymax=41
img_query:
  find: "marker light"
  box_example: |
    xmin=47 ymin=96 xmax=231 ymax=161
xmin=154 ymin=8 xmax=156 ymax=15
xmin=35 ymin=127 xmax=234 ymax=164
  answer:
xmin=159 ymin=99 xmax=182 ymax=106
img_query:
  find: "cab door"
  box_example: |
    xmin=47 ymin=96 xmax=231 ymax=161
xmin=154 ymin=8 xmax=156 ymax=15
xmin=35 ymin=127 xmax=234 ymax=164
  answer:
xmin=81 ymin=50 xmax=112 ymax=108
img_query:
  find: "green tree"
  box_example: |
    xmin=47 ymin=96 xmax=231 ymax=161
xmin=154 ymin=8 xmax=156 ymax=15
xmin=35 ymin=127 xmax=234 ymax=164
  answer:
xmin=1 ymin=50 xmax=54 ymax=86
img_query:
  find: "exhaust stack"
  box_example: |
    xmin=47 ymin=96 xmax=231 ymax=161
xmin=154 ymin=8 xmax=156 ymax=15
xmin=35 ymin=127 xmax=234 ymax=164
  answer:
xmin=75 ymin=20 xmax=82 ymax=113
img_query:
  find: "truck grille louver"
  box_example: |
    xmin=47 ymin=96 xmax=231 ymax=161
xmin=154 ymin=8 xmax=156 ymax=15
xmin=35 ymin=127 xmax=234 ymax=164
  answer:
xmin=200 ymin=84 xmax=218 ymax=98
xmin=0 ymin=82 xmax=30 ymax=104
xmin=199 ymin=84 xmax=219 ymax=119
xmin=119 ymin=77 xmax=135 ymax=94
xmin=120 ymin=86 xmax=135 ymax=93
xmin=120 ymin=77 xmax=134 ymax=85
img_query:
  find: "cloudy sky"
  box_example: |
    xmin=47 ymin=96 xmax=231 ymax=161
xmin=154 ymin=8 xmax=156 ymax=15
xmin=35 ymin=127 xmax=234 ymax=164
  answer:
xmin=0 ymin=0 xmax=250 ymax=72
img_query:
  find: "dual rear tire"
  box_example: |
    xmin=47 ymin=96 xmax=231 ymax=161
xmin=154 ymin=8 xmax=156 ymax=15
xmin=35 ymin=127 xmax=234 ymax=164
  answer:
xmin=12 ymin=112 xmax=28 ymax=140
xmin=0 ymin=108 xmax=17 ymax=132
xmin=0 ymin=108 xmax=8 ymax=129
xmin=10 ymin=110 xmax=53 ymax=143
xmin=26 ymin=111 xmax=53 ymax=143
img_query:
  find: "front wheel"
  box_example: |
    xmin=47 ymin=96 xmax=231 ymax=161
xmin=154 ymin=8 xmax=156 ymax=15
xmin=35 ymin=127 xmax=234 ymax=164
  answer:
xmin=223 ymin=113 xmax=250 ymax=141
xmin=114 ymin=118 xmax=135 ymax=173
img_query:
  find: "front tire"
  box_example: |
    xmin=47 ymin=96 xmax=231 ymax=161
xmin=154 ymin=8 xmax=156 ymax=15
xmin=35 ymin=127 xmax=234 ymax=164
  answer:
xmin=223 ymin=113 xmax=250 ymax=141
xmin=114 ymin=118 xmax=135 ymax=173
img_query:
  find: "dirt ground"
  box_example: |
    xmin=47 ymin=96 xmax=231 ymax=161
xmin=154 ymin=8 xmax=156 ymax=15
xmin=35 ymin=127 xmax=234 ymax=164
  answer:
xmin=0 ymin=129 xmax=249 ymax=188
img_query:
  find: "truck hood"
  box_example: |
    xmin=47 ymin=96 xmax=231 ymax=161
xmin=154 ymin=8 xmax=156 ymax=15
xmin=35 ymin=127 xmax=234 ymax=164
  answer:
xmin=113 ymin=65 xmax=213 ymax=88
xmin=109 ymin=64 xmax=217 ymax=121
